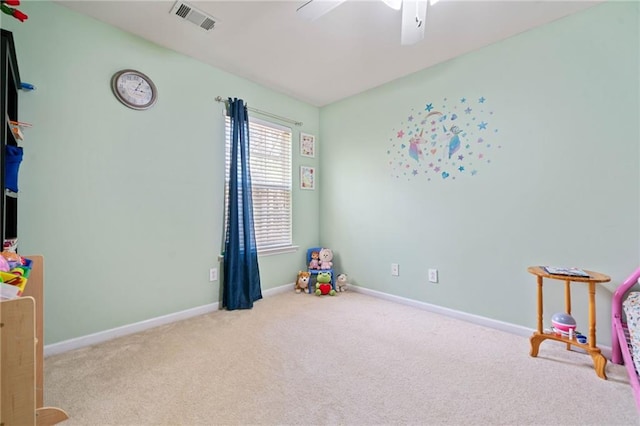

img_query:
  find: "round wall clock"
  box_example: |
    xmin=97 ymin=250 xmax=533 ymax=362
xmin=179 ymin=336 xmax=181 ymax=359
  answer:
xmin=111 ymin=69 xmax=158 ymax=110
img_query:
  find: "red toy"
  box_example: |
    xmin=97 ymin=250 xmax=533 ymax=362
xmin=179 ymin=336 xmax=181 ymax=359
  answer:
xmin=1 ymin=0 xmax=28 ymax=22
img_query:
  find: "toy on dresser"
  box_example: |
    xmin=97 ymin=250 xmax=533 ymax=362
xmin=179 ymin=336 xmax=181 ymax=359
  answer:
xmin=0 ymin=252 xmax=32 ymax=299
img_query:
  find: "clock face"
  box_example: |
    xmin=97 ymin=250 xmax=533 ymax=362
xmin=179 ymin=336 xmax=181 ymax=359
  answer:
xmin=111 ymin=69 xmax=157 ymax=110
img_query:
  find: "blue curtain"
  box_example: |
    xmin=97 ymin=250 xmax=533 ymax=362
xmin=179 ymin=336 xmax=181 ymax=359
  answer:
xmin=223 ymin=98 xmax=262 ymax=310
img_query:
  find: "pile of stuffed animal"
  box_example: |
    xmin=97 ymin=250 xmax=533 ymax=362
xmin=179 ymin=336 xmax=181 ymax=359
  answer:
xmin=294 ymin=247 xmax=351 ymax=295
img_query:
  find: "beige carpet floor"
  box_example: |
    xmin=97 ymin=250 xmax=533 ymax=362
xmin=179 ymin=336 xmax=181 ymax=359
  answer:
xmin=44 ymin=290 xmax=638 ymax=425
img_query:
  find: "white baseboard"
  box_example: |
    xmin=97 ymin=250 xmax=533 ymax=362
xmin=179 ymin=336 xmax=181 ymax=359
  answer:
xmin=45 ymin=282 xmax=612 ymax=360
xmin=349 ymin=285 xmax=613 ymax=359
xmin=44 ymin=282 xmax=294 ymax=357
xmin=263 ymin=282 xmax=294 ymax=297
xmin=44 ymin=302 xmax=220 ymax=357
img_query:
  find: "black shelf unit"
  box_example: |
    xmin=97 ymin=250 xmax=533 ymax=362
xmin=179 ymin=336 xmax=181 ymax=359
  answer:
xmin=1 ymin=29 xmax=21 ymax=249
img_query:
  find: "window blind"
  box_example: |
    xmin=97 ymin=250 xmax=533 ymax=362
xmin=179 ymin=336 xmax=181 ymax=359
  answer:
xmin=225 ymin=116 xmax=292 ymax=251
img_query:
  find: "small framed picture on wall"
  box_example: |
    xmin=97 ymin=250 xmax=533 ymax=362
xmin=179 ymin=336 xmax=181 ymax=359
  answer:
xmin=300 ymin=166 xmax=315 ymax=190
xmin=300 ymin=132 xmax=316 ymax=158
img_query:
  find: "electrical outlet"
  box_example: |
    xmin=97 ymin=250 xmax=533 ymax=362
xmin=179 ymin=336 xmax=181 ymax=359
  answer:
xmin=428 ymin=269 xmax=438 ymax=283
xmin=209 ymin=268 xmax=218 ymax=282
xmin=391 ymin=263 xmax=399 ymax=276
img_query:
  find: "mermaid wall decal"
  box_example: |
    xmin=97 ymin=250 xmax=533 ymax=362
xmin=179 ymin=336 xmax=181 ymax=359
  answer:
xmin=389 ymin=96 xmax=500 ymax=181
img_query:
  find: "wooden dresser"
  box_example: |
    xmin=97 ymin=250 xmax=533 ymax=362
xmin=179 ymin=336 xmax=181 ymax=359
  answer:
xmin=1 ymin=255 xmax=68 ymax=425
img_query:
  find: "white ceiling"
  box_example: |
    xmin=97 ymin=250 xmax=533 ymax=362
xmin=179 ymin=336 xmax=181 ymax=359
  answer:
xmin=55 ymin=0 xmax=603 ymax=107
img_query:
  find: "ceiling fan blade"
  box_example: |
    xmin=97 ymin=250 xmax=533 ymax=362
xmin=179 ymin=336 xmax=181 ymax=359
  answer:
xmin=400 ymin=0 xmax=428 ymax=45
xmin=382 ymin=0 xmax=402 ymax=10
xmin=296 ymin=0 xmax=347 ymax=21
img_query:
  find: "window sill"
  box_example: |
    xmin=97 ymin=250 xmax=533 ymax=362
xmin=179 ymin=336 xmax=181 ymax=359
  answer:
xmin=258 ymin=245 xmax=299 ymax=257
xmin=218 ymin=245 xmax=299 ymax=262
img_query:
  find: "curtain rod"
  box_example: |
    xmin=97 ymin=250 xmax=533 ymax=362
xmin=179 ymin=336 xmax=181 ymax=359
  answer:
xmin=215 ymin=96 xmax=303 ymax=127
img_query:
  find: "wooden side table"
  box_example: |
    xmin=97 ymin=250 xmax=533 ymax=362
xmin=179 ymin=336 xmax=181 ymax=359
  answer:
xmin=527 ymin=266 xmax=611 ymax=379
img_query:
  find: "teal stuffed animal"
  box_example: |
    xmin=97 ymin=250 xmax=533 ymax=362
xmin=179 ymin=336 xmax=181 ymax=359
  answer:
xmin=315 ymin=272 xmax=336 ymax=296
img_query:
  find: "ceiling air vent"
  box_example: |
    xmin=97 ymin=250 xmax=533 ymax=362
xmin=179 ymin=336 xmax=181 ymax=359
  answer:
xmin=170 ymin=1 xmax=217 ymax=31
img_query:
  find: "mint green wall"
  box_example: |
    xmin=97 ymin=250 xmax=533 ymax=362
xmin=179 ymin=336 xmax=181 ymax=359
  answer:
xmin=3 ymin=1 xmax=638 ymax=347
xmin=319 ymin=1 xmax=639 ymax=345
xmin=3 ymin=2 xmax=320 ymax=344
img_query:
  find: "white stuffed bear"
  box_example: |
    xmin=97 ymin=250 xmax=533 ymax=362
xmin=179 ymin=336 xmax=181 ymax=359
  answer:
xmin=319 ymin=248 xmax=333 ymax=270
xmin=336 ymin=273 xmax=349 ymax=292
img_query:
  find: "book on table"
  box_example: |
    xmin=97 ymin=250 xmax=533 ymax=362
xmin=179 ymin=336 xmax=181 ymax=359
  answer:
xmin=543 ymin=266 xmax=590 ymax=277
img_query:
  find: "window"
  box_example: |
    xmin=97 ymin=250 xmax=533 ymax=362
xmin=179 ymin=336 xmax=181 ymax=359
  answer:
xmin=225 ymin=116 xmax=293 ymax=253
